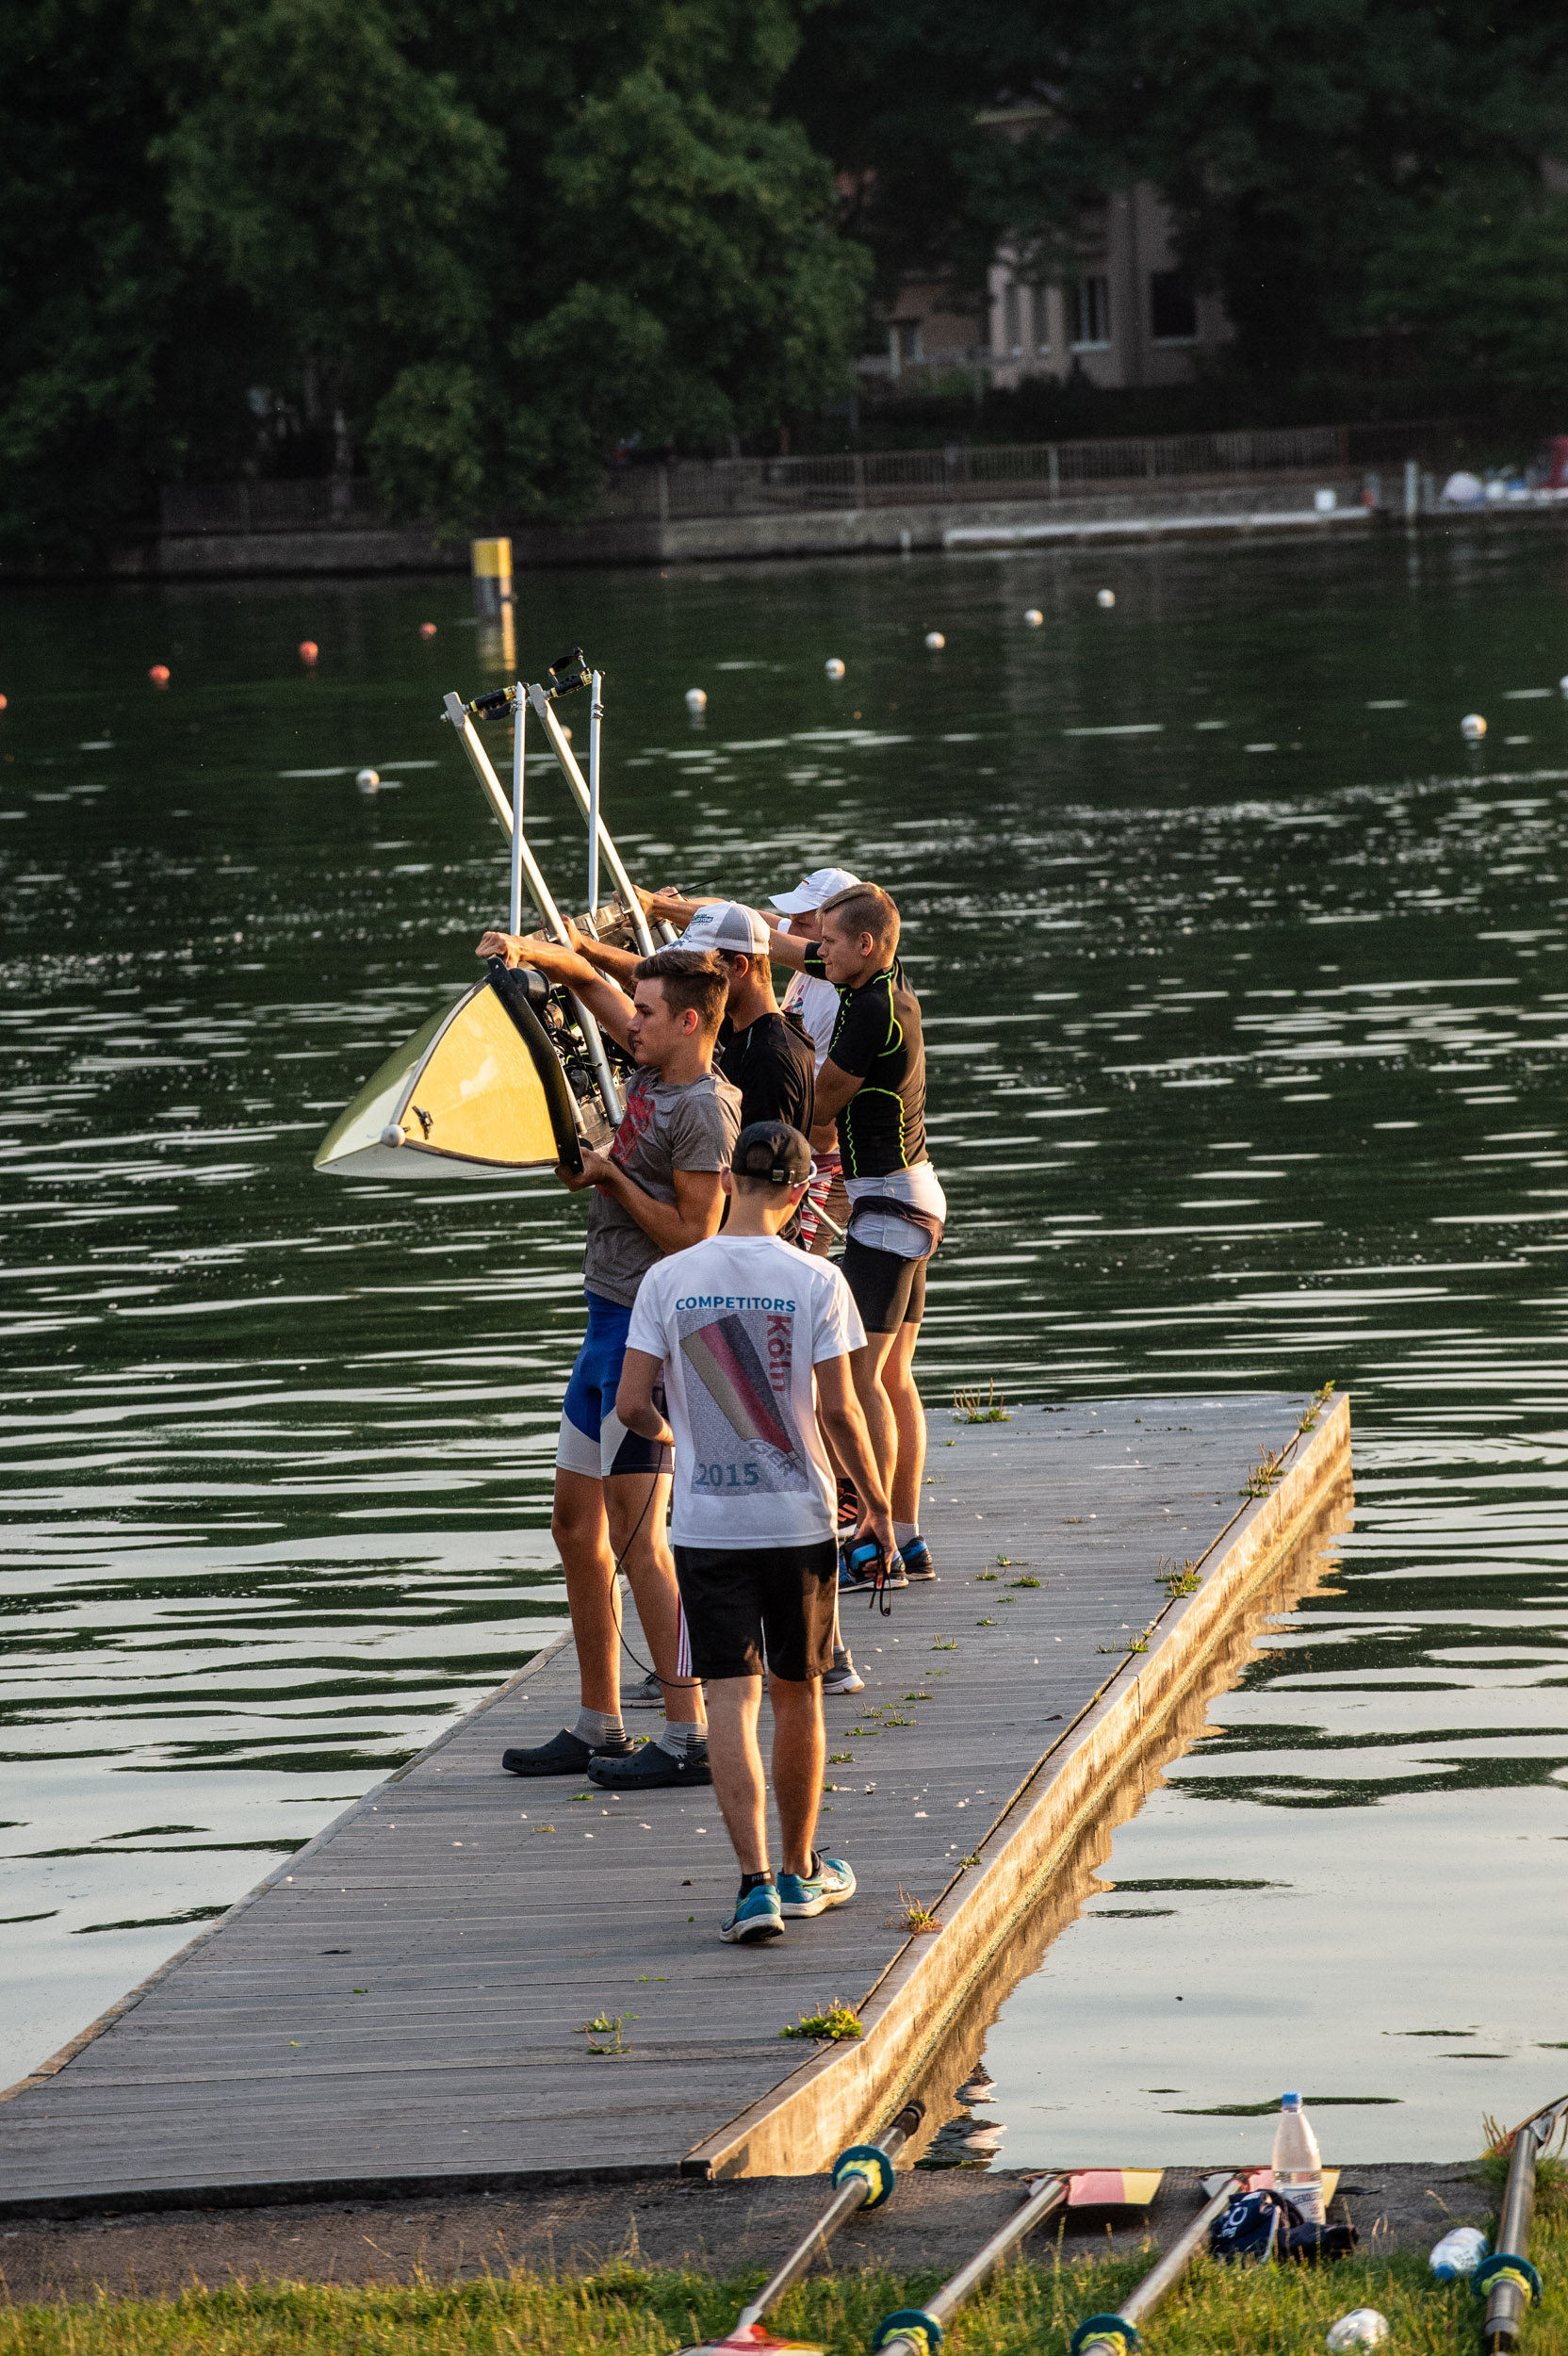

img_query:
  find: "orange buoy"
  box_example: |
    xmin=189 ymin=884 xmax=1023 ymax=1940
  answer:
xmin=418 ymin=621 xmax=437 ymax=639
xmin=299 ymin=639 xmax=319 ymax=663
xmin=149 ymin=664 xmax=171 ymax=686
xmin=0 ymin=693 xmax=8 ymax=711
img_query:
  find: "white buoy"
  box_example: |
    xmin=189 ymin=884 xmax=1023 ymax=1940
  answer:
xmin=1559 ymin=675 xmax=1568 ymax=697
xmin=1096 ymin=588 xmax=1117 ymax=608
xmin=1461 ymin=712 xmax=1487 ymax=742
xmin=355 ymin=767 xmax=380 ymax=791
xmin=1023 ymin=608 xmax=1044 ymax=627
xmin=825 ymin=657 xmax=846 ymax=679
xmin=924 ymin=630 xmax=945 ymax=650
xmin=685 ymin=687 xmax=707 ymax=712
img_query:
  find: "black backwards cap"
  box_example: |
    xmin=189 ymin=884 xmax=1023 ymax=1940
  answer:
xmin=732 ymin=1121 xmax=811 ymax=1185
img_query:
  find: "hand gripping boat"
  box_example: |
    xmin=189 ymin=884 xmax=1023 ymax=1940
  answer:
xmin=315 ymin=648 xmax=670 ymax=1183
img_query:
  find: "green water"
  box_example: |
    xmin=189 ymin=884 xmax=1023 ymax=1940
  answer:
xmin=3 ymin=531 xmax=1567 ymax=2160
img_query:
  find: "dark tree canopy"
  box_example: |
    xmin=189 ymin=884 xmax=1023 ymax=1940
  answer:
xmin=5 ymin=0 xmax=1566 ymax=557
xmin=0 ymin=0 xmax=869 ymax=551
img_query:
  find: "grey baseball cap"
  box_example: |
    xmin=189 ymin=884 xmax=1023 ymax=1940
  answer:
xmin=676 ymin=900 xmax=771 ymax=956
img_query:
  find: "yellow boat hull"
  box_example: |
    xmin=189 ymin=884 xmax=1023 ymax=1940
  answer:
xmin=313 ymin=972 xmax=582 ymax=1180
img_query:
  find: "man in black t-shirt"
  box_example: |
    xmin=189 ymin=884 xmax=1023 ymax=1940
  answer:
xmin=766 ymin=883 xmax=944 ymax=1587
xmin=674 ymin=900 xmax=815 ymax=1136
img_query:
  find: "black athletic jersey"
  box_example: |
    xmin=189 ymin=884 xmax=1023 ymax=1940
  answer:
xmin=717 ymin=1008 xmax=815 ymax=1136
xmin=803 ymin=949 xmax=927 ymax=1175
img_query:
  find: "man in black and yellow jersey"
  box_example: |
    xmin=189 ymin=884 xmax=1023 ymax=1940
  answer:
xmin=764 ymin=882 xmax=943 ymax=1586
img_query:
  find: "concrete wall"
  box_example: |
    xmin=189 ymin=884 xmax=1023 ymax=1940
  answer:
xmin=134 ymin=479 xmax=1373 ymax=581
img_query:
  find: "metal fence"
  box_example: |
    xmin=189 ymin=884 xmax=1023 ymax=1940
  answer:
xmin=159 ymin=421 xmax=1456 ymax=536
xmin=596 ymin=426 xmax=1368 ymax=520
xmin=159 ymin=478 xmax=384 ymax=535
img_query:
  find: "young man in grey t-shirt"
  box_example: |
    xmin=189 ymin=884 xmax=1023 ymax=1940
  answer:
xmin=473 ymin=930 xmax=741 ymax=1787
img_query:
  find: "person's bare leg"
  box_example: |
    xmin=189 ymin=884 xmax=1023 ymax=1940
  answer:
xmin=551 ymin=1468 xmax=619 ymax=1715
xmin=849 ymin=1325 xmax=899 ymax=1510
xmin=769 ymin=1675 xmax=825 ymax=1878
xmin=886 ymin=1317 xmax=927 ymax=1528
xmin=703 ymin=1676 xmax=768 ymax=1872
xmin=606 ymin=1469 xmax=705 ymax=1727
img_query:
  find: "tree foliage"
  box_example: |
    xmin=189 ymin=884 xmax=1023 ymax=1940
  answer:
xmin=0 ymin=0 xmax=869 ymax=552
xmin=784 ymin=0 xmax=1568 ymax=386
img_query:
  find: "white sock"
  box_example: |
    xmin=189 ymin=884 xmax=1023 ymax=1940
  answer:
xmin=894 ymin=1521 xmax=920 ymax=1548
xmin=573 ymin=1707 xmax=623 ymax=1746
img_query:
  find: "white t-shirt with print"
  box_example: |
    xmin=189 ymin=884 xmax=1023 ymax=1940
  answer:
xmin=626 ymin=1232 xmax=865 ymax=1548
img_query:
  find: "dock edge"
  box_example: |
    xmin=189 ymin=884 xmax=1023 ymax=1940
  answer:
xmin=680 ymin=1391 xmax=1352 ymax=2180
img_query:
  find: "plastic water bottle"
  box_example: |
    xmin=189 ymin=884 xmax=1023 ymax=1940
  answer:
xmin=1429 ymin=2225 xmax=1489 ymax=2282
xmin=1272 ymin=2091 xmax=1325 ymax=2224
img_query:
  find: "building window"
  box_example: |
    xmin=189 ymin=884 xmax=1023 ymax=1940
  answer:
xmin=1150 ymin=270 xmax=1198 ymax=343
xmin=1003 ymin=283 xmax=1022 ymax=356
xmin=1070 ymin=276 xmax=1110 ymax=348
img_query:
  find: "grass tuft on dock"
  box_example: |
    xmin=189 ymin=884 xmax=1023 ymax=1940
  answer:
xmin=6 ymin=2214 xmax=1563 ymax=2356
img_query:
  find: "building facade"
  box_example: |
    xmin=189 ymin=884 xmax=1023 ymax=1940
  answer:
xmin=860 ymin=180 xmax=1231 ymax=393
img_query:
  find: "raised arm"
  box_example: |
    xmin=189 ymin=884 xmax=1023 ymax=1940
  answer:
xmin=760 ymin=913 xmax=808 ymax=971
xmin=475 ymin=928 xmax=635 ymax=1051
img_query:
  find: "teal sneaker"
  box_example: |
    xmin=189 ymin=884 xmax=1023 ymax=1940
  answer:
xmin=777 ymin=1853 xmax=858 ymax=1918
xmin=720 ymin=1881 xmax=785 ymax=1945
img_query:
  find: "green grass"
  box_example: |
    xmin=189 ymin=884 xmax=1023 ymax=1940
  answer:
xmin=8 ymin=2214 xmax=1568 ymax=2356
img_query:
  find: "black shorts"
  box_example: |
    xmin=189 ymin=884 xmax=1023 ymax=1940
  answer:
xmin=841 ymin=1236 xmax=927 ymax=1334
xmin=672 ymin=1539 xmax=839 ymax=1681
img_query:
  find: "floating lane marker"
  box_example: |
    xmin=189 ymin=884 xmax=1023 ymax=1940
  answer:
xmin=1062 ymin=723 xmax=1164 ymax=738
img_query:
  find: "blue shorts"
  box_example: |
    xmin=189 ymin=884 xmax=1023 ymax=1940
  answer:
xmin=556 ymin=1290 xmax=673 ymax=1481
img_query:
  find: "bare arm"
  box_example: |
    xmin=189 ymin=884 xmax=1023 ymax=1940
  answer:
xmin=637 ymin=886 xmax=718 ymax=927
xmin=560 ymin=1155 xmax=725 ymax=1252
xmin=815 ymin=1355 xmax=895 ymax=1555
xmin=811 ymin=1056 xmax=862 ymax=1123
xmin=760 ymin=916 xmax=808 ymax=972
xmin=476 ymin=929 xmax=636 ymax=1051
xmin=616 ymin=1347 xmax=673 ymax=1445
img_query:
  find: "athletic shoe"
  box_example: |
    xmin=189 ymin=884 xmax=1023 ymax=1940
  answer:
xmin=777 ymin=1853 xmax=857 ymax=1918
xmin=839 ymin=1542 xmax=907 ymax=1595
xmin=899 ymin=1537 xmax=937 ymax=1581
xmin=822 ymin=1648 xmax=865 ymax=1695
xmin=586 ymin=1739 xmax=713 ymax=1790
xmin=500 ymin=1726 xmax=634 ymax=1777
xmin=836 ymin=1478 xmax=861 ymax=1534
xmin=720 ymin=1883 xmax=785 ymax=1944
xmin=621 ymin=1670 xmax=666 ymax=1709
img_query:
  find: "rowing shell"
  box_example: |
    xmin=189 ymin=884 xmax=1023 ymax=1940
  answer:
xmin=313 ymin=966 xmax=585 ymax=1181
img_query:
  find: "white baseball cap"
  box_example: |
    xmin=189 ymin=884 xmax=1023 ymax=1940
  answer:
xmin=768 ymin=865 xmax=862 ymax=916
xmin=675 ymin=900 xmax=771 ymax=956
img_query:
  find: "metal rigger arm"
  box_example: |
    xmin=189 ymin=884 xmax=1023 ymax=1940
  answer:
xmin=440 ymin=689 xmax=625 ymax=1125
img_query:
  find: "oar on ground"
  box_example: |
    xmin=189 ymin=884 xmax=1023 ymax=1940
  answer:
xmin=673 ymin=2102 xmax=924 ymax=2356
xmin=1477 ymin=2092 xmax=1568 ymax=2354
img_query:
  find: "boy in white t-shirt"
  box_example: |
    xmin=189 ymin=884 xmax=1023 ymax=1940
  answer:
xmin=612 ymin=1121 xmax=896 ymax=1945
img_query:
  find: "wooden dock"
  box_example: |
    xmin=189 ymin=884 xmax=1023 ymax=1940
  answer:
xmin=0 ymin=1392 xmax=1350 ymax=2217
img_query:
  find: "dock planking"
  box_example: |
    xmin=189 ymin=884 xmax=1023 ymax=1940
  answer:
xmin=0 ymin=1392 xmax=1348 ymax=2214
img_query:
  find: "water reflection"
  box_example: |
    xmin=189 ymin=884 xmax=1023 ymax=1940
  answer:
xmin=2 ymin=536 xmax=1568 ymax=2144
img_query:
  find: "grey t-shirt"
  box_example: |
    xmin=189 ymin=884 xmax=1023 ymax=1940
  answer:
xmin=582 ymin=1065 xmax=742 ymax=1307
